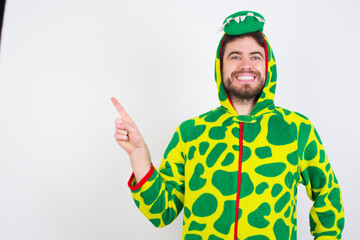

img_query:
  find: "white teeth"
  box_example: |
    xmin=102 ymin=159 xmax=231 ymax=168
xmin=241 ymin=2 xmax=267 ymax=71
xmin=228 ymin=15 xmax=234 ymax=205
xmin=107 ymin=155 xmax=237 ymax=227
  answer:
xmin=220 ymin=13 xmax=265 ymax=31
xmin=226 ymin=17 xmax=233 ymax=24
xmin=255 ymin=16 xmax=265 ymax=23
xmin=237 ymin=76 xmax=255 ymax=80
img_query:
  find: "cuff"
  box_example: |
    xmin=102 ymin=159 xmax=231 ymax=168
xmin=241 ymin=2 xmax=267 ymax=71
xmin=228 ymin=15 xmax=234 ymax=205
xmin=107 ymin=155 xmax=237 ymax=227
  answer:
xmin=127 ymin=164 xmax=155 ymax=191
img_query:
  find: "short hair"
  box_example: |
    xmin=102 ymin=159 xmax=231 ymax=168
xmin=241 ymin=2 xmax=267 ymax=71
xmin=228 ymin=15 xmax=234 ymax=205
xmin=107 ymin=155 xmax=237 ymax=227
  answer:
xmin=220 ymin=31 xmax=265 ymax=68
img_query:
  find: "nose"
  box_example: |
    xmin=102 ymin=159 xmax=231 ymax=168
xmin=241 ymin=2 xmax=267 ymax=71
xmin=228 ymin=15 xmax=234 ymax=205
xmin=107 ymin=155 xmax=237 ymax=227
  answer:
xmin=240 ymin=63 xmax=253 ymax=71
xmin=240 ymin=65 xmax=252 ymax=71
xmin=239 ymin=58 xmax=253 ymax=71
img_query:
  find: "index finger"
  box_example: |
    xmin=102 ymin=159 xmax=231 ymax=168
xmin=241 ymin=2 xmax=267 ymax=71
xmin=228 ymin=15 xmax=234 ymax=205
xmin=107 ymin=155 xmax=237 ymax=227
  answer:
xmin=111 ymin=97 xmax=133 ymax=123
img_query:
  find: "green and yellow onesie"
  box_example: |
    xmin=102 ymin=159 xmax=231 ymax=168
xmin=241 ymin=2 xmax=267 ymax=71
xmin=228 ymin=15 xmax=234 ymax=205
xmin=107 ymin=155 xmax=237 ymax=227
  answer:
xmin=127 ymin=11 xmax=345 ymax=240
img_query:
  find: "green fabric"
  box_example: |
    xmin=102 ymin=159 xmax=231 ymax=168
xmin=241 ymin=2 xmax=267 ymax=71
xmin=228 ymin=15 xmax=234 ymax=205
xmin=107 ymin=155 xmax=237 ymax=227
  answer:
xmin=223 ymin=11 xmax=265 ymax=35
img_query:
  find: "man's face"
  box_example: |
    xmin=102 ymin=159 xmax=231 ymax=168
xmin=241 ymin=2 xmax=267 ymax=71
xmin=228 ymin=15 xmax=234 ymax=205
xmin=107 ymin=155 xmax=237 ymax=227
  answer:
xmin=222 ymin=36 xmax=266 ymax=101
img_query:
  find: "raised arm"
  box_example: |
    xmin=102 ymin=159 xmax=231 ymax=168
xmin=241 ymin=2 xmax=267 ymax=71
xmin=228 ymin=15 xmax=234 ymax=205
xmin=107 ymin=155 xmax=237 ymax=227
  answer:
xmin=112 ymin=97 xmax=185 ymax=227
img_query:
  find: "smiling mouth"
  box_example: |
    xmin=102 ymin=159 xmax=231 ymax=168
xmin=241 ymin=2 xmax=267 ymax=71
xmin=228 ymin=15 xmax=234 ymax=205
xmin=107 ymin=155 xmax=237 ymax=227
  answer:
xmin=236 ymin=76 xmax=255 ymax=80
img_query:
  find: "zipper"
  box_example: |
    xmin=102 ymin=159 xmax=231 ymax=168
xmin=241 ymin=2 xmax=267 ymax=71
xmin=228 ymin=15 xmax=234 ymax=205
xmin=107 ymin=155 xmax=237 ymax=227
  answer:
xmin=234 ymin=122 xmax=244 ymax=240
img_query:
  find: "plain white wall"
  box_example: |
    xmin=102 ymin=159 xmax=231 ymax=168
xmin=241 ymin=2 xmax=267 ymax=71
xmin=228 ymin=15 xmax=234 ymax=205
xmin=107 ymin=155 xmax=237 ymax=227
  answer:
xmin=0 ymin=0 xmax=358 ymax=239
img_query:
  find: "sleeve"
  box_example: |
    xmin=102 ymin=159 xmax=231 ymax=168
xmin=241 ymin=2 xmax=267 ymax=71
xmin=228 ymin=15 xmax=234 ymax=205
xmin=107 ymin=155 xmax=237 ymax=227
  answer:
xmin=127 ymin=126 xmax=185 ymax=228
xmin=298 ymin=120 xmax=345 ymax=239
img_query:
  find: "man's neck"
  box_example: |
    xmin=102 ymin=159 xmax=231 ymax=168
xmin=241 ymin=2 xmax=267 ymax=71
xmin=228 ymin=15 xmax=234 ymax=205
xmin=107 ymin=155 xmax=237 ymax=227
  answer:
xmin=230 ymin=96 xmax=257 ymax=116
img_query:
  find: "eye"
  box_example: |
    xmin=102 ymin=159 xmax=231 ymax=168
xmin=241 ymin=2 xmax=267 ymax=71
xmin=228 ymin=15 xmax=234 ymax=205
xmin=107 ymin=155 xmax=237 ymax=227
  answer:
xmin=231 ymin=56 xmax=240 ymax=60
xmin=251 ymin=56 xmax=261 ymax=60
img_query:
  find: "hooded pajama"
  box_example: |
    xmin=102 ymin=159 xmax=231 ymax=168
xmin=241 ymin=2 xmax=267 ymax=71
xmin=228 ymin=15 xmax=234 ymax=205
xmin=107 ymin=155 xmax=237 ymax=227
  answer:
xmin=127 ymin=11 xmax=345 ymax=240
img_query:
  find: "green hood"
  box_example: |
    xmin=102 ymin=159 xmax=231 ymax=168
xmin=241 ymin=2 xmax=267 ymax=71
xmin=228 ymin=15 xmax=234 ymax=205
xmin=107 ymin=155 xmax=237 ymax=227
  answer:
xmin=215 ymin=11 xmax=278 ymax=120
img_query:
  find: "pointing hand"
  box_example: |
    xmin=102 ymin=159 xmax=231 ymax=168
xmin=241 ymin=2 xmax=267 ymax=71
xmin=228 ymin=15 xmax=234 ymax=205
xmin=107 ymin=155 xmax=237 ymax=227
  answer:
xmin=111 ymin=97 xmax=146 ymax=155
xmin=111 ymin=97 xmax=151 ymax=182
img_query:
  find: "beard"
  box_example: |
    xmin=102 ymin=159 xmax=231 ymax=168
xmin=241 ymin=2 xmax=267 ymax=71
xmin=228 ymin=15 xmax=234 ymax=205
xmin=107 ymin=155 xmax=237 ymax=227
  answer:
xmin=223 ymin=70 xmax=265 ymax=101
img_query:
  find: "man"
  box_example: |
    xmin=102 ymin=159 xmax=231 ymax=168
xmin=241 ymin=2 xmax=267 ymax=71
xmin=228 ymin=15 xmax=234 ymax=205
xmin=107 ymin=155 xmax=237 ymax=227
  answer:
xmin=112 ymin=10 xmax=344 ymax=240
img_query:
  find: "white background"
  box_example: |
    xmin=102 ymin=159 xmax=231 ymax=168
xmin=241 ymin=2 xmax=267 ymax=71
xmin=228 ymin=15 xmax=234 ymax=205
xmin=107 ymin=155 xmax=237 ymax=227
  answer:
xmin=0 ymin=0 xmax=359 ymax=239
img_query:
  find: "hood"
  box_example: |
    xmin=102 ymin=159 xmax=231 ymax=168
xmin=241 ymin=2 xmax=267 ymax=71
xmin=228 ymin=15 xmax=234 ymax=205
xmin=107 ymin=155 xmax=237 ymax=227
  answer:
xmin=215 ymin=11 xmax=277 ymax=119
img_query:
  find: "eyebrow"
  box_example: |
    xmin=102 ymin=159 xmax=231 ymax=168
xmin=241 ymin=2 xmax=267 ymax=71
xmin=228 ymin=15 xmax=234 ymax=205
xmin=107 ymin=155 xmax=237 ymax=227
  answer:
xmin=227 ymin=51 xmax=264 ymax=58
xmin=227 ymin=51 xmax=241 ymax=58
xmin=250 ymin=51 xmax=264 ymax=58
